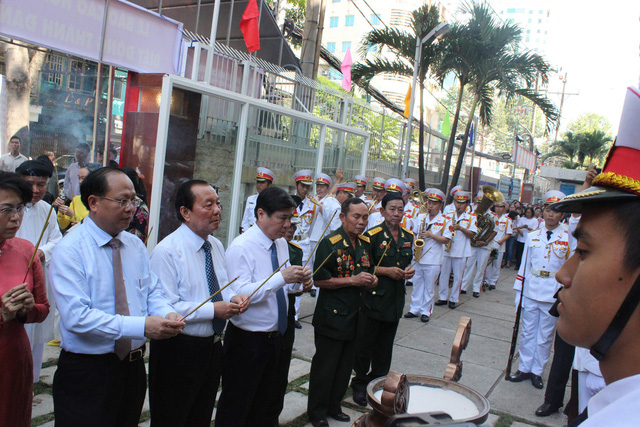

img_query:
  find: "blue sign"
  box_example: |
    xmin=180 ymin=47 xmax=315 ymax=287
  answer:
xmin=560 ymin=183 xmax=576 ymax=196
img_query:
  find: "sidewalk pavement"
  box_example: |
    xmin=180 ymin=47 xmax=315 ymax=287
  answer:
xmin=32 ymin=266 xmax=569 ymax=427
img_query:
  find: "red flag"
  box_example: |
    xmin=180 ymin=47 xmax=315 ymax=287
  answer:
xmin=240 ymin=0 xmax=261 ymax=53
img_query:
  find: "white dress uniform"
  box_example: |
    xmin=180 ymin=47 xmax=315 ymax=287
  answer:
xmin=437 ymin=211 xmax=477 ymax=303
xmin=463 ymin=212 xmax=496 ymax=294
xmin=308 ymin=195 xmax=341 ymax=264
xmin=409 ymin=211 xmax=452 ymax=316
xmin=18 ymin=200 xmax=63 ymax=382
xmin=513 ymin=226 xmax=570 ymax=376
xmin=240 ymin=193 xmax=258 ymax=232
xmin=580 ymin=374 xmax=640 ymax=426
xmin=484 ymin=213 xmax=513 ymax=287
xmin=367 ymin=200 xmax=383 ymax=230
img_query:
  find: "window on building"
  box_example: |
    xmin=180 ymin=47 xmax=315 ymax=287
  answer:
xmin=529 ymin=10 xmax=533 ymax=14
xmin=538 ymin=18 xmax=542 ymax=23
xmin=329 ymin=17 xmax=338 ymax=27
xmin=332 ymin=0 xmax=340 ymax=3
xmin=526 ymin=35 xmax=530 ymax=42
xmin=539 ymin=9 xmax=543 ymax=13
xmin=370 ymin=13 xmax=381 ymax=25
xmin=327 ymin=42 xmax=336 ymax=53
xmin=68 ymin=61 xmax=84 ymax=91
xmin=389 ymin=10 xmax=411 ymax=27
xmin=342 ymin=41 xmax=351 ymax=52
xmin=345 ymin=15 xmax=354 ymax=26
xmin=528 ymin=18 xmax=532 ymax=23
xmin=45 ymin=54 xmax=64 ymax=87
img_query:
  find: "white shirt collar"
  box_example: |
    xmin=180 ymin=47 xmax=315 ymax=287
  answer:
xmin=589 ymin=374 xmax=640 ymax=416
xmin=178 ymin=223 xmax=207 ymax=253
xmin=252 ymin=223 xmax=276 ymax=251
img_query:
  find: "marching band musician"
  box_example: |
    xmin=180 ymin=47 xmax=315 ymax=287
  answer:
xmin=292 ymin=170 xmax=317 ymax=315
xmin=443 ymin=185 xmax=463 ymax=216
xmin=405 ymin=189 xmax=452 ymax=323
xmin=240 ymin=167 xmax=274 ymax=233
xmin=368 ymin=179 xmax=405 ymax=230
xmin=366 ymin=177 xmax=386 ymax=229
xmin=509 ymin=190 xmax=569 ymax=390
xmin=435 ymin=191 xmax=477 ymax=309
xmin=402 ymin=178 xmax=420 ymax=221
xmin=354 ymin=175 xmax=373 ymax=206
xmin=484 ymin=201 xmax=513 ymax=290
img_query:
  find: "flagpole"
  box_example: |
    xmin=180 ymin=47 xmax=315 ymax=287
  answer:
xmin=470 ymin=118 xmax=476 ymax=194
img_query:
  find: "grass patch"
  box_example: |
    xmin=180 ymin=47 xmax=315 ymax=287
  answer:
xmin=31 ymin=413 xmax=55 ymax=426
xmin=287 ymin=373 xmax=310 ymax=395
xmin=41 ymin=359 xmax=58 ymax=369
xmin=282 ymin=412 xmax=309 ymax=427
xmin=33 ymin=381 xmax=53 ymax=396
xmin=489 ymin=409 xmax=549 ymax=427
xmin=139 ymin=410 xmax=150 ymax=423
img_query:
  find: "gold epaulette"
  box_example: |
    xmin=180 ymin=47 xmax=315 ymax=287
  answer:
xmin=358 ymin=234 xmax=371 ymax=243
xmin=367 ymin=226 xmax=383 ymax=236
xmin=288 ymin=241 xmax=302 ymax=250
xmin=329 ymin=234 xmax=342 ymax=245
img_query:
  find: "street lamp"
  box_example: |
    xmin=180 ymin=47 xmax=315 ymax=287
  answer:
xmin=401 ymin=22 xmax=451 ymax=180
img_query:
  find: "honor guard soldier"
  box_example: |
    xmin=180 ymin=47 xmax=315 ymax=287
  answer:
xmin=241 ymin=167 xmax=274 ymax=233
xmin=354 ymin=175 xmax=372 ymax=206
xmin=402 ymin=178 xmax=420 ymax=220
xmin=307 ymin=198 xmax=377 ymax=426
xmin=435 ymin=191 xmax=477 ymax=309
xmin=406 ymin=189 xmax=452 ymax=322
xmin=351 ymin=192 xmax=415 ymax=407
xmin=444 ymin=185 xmax=463 ymax=215
xmin=367 ymin=177 xmax=387 ymax=221
xmin=484 ymin=200 xmax=513 ymax=290
xmin=292 ymin=170 xmax=317 ymax=315
xmin=509 ymin=190 xmax=569 ymax=390
xmin=369 ymin=179 xmax=405 ymax=229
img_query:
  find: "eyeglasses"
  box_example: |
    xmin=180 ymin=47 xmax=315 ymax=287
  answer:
xmin=0 ymin=205 xmax=25 ymax=218
xmin=100 ymin=197 xmax=142 ymax=209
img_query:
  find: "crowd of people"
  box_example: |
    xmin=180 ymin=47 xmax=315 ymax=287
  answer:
xmin=1 ymin=87 xmax=639 ymax=427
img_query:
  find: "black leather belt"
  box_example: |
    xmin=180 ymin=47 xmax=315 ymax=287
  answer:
xmin=128 ymin=345 xmax=146 ymax=362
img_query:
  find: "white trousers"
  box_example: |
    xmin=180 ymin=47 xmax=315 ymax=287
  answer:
xmin=484 ymin=252 xmax=504 ymax=287
xmin=461 ymin=251 xmax=476 ymax=292
xmin=518 ymin=297 xmax=557 ymax=376
xmin=578 ymin=371 xmax=606 ymax=413
xmin=471 ymin=248 xmax=492 ymax=293
xmin=438 ymin=257 xmax=465 ymax=303
xmin=409 ymin=264 xmax=441 ymax=316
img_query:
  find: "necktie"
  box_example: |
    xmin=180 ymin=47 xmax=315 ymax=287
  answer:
xmin=271 ymin=243 xmax=287 ymax=335
xmin=107 ymin=238 xmax=131 ymax=360
xmin=547 ymin=230 xmax=553 ymax=241
xmin=202 ymin=241 xmax=226 ymax=335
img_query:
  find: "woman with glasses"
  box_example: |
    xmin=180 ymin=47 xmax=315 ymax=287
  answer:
xmin=0 ymin=171 xmax=50 ymax=426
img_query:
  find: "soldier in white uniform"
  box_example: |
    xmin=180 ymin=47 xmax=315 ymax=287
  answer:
xmin=241 ymin=167 xmax=274 ymax=233
xmin=509 ymin=191 xmax=569 ymax=390
xmin=369 ymin=179 xmax=404 ymax=230
xmin=435 ymin=191 xmax=477 ymax=308
xmin=462 ymin=193 xmax=497 ymax=298
xmin=402 ymin=178 xmax=420 ymax=222
xmin=405 ymin=189 xmax=452 ymax=323
xmin=354 ymin=175 xmax=372 ymax=206
xmin=367 ymin=177 xmax=386 ymax=229
xmin=292 ymin=170 xmax=316 ymax=315
xmin=443 ymin=185 xmax=462 ymax=216
xmin=484 ymin=201 xmax=513 ymax=290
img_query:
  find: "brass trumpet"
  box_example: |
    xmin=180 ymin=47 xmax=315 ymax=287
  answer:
xmin=410 ymin=189 xmax=428 ymax=213
xmin=470 ymin=185 xmax=504 ymax=247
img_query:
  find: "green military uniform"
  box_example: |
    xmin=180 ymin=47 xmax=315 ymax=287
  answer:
xmin=307 ymin=226 xmax=373 ymax=422
xmin=269 ymin=241 xmax=304 ymax=424
xmin=351 ymin=221 xmax=414 ymax=394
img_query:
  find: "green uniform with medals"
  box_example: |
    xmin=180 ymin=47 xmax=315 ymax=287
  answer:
xmin=269 ymin=241 xmax=304 ymax=424
xmin=351 ymin=222 xmax=414 ymax=394
xmin=307 ymin=226 xmax=374 ymax=422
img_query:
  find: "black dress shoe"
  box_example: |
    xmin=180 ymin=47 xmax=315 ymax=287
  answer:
xmin=434 ymin=300 xmax=447 ymax=306
xmin=310 ymin=289 xmax=317 ymax=297
xmin=531 ymin=374 xmax=544 ymax=389
xmin=294 ymin=321 xmax=302 ymax=329
xmin=473 ymin=292 xmax=480 ymax=298
xmin=448 ymin=301 xmax=456 ymax=309
xmin=535 ymin=402 xmax=560 ymax=417
xmin=420 ymin=315 xmax=430 ymax=323
xmin=404 ymin=312 xmax=418 ymax=319
xmin=311 ymin=419 xmax=329 ymax=427
xmin=329 ymin=411 xmax=351 ymax=422
xmin=508 ymin=370 xmax=531 ymax=382
xmin=353 ymin=389 xmax=367 ymax=406
xmin=460 ymin=290 xmax=467 ymax=295
xmin=489 ymin=285 xmax=496 ymax=290
xmin=406 ymin=281 xmax=413 ymax=287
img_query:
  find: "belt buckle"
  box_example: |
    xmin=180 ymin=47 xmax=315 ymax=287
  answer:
xmin=540 ymin=270 xmax=550 ymax=278
xmin=128 ymin=348 xmax=144 ymax=362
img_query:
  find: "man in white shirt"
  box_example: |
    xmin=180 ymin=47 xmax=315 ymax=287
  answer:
xmin=435 ymin=191 xmax=477 ymax=309
xmin=215 ymin=186 xmax=312 ymax=426
xmin=443 ymin=185 xmax=462 ymax=216
xmin=0 ymin=135 xmax=28 ymax=172
xmin=149 ymin=180 xmax=249 ymax=425
xmin=549 ymin=87 xmax=640 ymax=426
xmin=405 ymin=188 xmax=452 ymax=322
xmin=484 ymin=201 xmax=513 ymax=290
xmin=63 ymin=142 xmax=91 ymax=199
xmin=241 ymin=167 xmax=274 ymax=232
xmin=510 ymin=191 xmax=569 ymax=390
xmin=50 ymin=167 xmax=184 ymax=426
xmin=15 ymin=159 xmax=63 ymax=383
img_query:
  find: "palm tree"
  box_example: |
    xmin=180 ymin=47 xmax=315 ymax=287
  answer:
xmin=352 ymin=5 xmax=441 ymax=189
xmin=435 ymin=2 xmax=557 ymax=199
xmin=548 ymin=131 xmax=581 ymax=167
xmin=578 ymin=130 xmax=612 ymax=167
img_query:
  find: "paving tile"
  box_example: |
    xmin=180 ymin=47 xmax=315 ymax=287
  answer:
xmin=32 ymin=394 xmax=54 ymax=418
xmin=288 ymin=358 xmax=312 ymax=382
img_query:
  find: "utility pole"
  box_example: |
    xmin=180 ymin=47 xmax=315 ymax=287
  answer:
xmin=301 ymin=0 xmax=321 ymax=79
xmin=553 ymin=72 xmax=567 ymax=143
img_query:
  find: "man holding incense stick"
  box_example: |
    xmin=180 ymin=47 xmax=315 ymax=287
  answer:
xmin=50 ymin=168 xmax=184 ymax=426
xmin=308 ymin=197 xmax=377 ymax=426
xmin=215 ymin=186 xmax=311 ymax=427
xmin=15 ymin=159 xmax=62 ymax=384
xmin=149 ymin=180 xmax=249 ymax=426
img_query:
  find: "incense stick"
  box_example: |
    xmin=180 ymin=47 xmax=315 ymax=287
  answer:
xmin=373 ymin=242 xmax=391 ymax=275
xmin=23 ymin=203 xmax=55 ymax=283
xmin=303 ymin=210 xmax=337 ymax=267
xmin=144 ymin=226 xmax=154 ymax=246
xmin=180 ymin=277 xmax=239 ymax=322
xmin=248 ymin=259 xmax=289 ymax=299
xmin=409 ymin=247 xmax=432 ymax=269
xmin=312 ymin=253 xmax=333 ymax=277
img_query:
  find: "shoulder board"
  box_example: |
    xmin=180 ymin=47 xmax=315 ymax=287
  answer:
xmin=368 ymin=226 xmax=383 ymax=236
xmin=358 ymin=235 xmax=371 ymax=243
xmin=288 ymin=241 xmax=302 ymax=250
xmin=400 ymin=225 xmax=412 ymax=234
xmin=329 ymin=234 xmax=342 ymax=245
